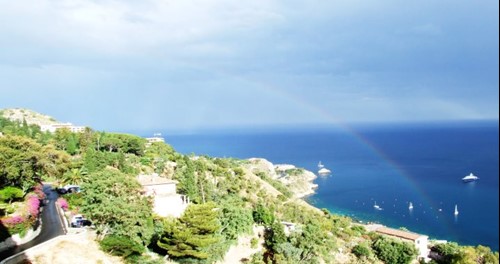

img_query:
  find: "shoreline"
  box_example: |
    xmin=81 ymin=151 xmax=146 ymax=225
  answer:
xmin=247 ymin=158 xmax=498 ymax=251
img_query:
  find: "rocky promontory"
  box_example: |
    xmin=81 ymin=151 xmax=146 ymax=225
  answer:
xmin=244 ymin=158 xmax=318 ymax=199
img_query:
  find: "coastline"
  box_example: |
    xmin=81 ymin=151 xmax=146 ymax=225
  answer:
xmin=244 ymin=158 xmax=319 ymax=199
xmin=244 ymin=157 xmax=448 ymax=249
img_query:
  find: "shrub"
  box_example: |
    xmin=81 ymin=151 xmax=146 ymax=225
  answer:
xmin=352 ymin=244 xmax=372 ymax=258
xmin=100 ymin=235 xmax=145 ymax=259
xmin=0 ymin=187 xmax=24 ymax=203
xmin=57 ymin=198 xmax=69 ymax=211
xmin=372 ymin=237 xmax=418 ymax=264
xmin=64 ymin=192 xmax=84 ymax=211
xmin=0 ymin=215 xmax=32 ymax=238
xmin=251 ymin=238 xmax=259 ymax=249
xmin=26 ymin=195 xmax=40 ymax=218
xmin=32 ymin=184 xmax=46 ymax=200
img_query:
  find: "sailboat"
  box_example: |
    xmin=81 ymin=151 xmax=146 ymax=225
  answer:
xmin=318 ymin=161 xmax=325 ymax=169
xmin=409 ymin=202 xmax=414 ymax=210
xmin=454 ymin=205 xmax=459 ymax=216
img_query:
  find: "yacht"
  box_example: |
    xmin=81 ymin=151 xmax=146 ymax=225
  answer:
xmin=317 ymin=161 xmax=331 ymax=175
xmin=454 ymin=205 xmax=459 ymax=216
xmin=318 ymin=168 xmax=331 ymax=175
xmin=374 ymin=202 xmax=383 ymax=211
xmin=462 ymin=173 xmax=479 ymax=183
xmin=409 ymin=202 xmax=414 ymax=210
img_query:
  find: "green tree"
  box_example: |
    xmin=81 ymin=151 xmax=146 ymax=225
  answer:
xmin=0 ymin=187 xmax=24 ymax=203
xmin=62 ymin=167 xmax=87 ymax=185
xmin=175 ymin=157 xmax=201 ymax=203
xmin=100 ymin=235 xmax=145 ymax=259
xmin=433 ymin=242 xmax=461 ymax=264
xmin=265 ymin=221 xmax=287 ymax=253
xmin=66 ymin=134 xmax=78 ymax=155
xmin=100 ymin=133 xmax=122 ymax=152
xmin=158 ymin=202 xmax=222 ymax=263
xmin=81 ymin=168 xmax=154 ymax=246
xmin=0 ymin=136 xmax=70 ymax=190
xmin=352 ymin=243 xmax=373 ymax=259
xmin=292 ymin=220 xmax=327 ymax=262
xmin=52 ymin=128 xmax=72 ymax=151
xmin=253 ymin=203 xmax=275 ymax=226
xmin=372 ymin=236 xmax=418 ymax=264
xmin=219 ymin=198 xmax=254 ymax=241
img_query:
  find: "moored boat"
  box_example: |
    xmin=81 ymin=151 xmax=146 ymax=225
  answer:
xmin=462 ymin=173 xmax=479 ymax=183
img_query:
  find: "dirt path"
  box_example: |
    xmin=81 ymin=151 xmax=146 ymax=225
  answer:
xmin=217 ymin=226 xmax=265 ymax=264
xmin=23 ymin=231 xmax=123 ymax=264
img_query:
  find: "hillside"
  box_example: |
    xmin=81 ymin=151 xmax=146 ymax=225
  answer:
xmin=1 ymin=109 xmax=498 ymax=264
xmin=1 ymin=108 xmax=59 ymax=127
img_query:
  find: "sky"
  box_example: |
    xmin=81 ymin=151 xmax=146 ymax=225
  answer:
xmin=0 ymin=0 xmax=498 ymax=133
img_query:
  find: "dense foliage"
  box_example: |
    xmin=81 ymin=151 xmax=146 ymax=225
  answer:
xmin=81 ymin=168 xmax=154 ymax=246
xmin=158 ymin=202 xmax=223 ymax=263
xmin=372 ymin=236 xmax=418 ymax=264
xmin=0 ymin=136 xmax=70 ymax=190
xmin=430 ymin=242 xmax=499 ymax=264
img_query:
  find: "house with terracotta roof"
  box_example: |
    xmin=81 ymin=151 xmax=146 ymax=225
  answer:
xmin=137 ymin=173 xmax=189 ymax=218
xmin=375 ymin=226 xmax=430 ymax=262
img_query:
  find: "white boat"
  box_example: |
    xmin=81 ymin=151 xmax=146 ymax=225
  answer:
xmin=462 ymin=173 xmax=479 ymax=183
xmin=454 ymin=205 xmax=459 ymax=216
xmin=409 ymin=202 xmax=414 ymax=210
xmin=318 ymin=168 xmax=331 ymax=175
xmin=318 ymin=161 xmax=325 ymax=169
xmin=374 ymin=202 xmax=383 ymax=211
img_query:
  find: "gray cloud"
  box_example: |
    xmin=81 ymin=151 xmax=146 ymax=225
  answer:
xmin=0 ymin=0 xmax=498 ymax=132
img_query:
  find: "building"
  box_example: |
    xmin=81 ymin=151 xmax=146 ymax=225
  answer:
xmin=40 ymin=123 xmax=86 ymax=133
xmin=375 ymin=226 xmax=430 ymax=262
xmin=137 ymin=173 xmax=189 ymax=218
xmin=145 ymin=133 xmax=165 ymax=147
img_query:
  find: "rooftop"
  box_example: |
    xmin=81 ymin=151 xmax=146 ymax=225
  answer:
xmin=376 ymin=227 xmax=426 ymax=241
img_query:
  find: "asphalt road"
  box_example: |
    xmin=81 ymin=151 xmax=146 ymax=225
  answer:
xmin=0 ymin=184 xmax=65 ymax=261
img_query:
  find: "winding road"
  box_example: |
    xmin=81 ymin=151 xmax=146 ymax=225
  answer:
xmin=0 ymin=184 xmax=65 ymax=262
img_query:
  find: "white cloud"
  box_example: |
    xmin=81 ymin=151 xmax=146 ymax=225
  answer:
xmin=0 ymin=0 xmax=497 ymax=130
xmin=0 ymin=0 xmax=286 ymax=57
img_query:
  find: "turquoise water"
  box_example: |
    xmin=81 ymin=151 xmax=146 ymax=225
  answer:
xmin=152 ymin=121 xmax=499 ymax=250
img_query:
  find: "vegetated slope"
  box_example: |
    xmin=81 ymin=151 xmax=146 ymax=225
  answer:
xmin=1 ymin=108 xmax=59 ymax=127
xmin=2 ymin=109 xmax=497 ymax=264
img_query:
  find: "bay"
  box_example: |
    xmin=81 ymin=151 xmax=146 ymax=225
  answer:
xmin=150 ymin=121 xmax=499 ymax=250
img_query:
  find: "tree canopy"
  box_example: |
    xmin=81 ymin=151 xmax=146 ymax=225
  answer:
xmin=0 ymin=135 xmax=70 ymax=190
xmin=81 ymin=168 xmax=154 ymax=246
xmin=158 ymin=202 xmax=223 ymax=263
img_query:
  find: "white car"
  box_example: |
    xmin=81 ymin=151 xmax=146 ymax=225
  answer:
xmin=70 ymin=214 xmax=91 ymax=227
xmin=57 ymin=185 xmax=81 ymax=194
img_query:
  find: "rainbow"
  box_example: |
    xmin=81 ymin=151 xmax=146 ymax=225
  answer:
xmin=184 ymin=64 xmax=458 ymax=236
xmin=256 ymin=85 xmax=459 ymax=236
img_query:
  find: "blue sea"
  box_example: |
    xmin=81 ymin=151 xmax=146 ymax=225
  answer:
xmin=150 ymin=121 xmax=499 ymax=250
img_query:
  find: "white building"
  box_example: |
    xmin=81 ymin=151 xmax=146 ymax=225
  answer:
xmin=137 ymin=174 xmax=189 ymax=218
xmin=376 ymin=226 xmax=430 ymax=262
xmin=145 ymin=133 xmax=165 ymax=147
xmin=40 ymin=123 xmax=86 ymax=133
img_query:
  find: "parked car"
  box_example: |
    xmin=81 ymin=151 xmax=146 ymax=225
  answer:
xmin=56 ymin=185 xmax=81 ymax=195
xmin=70 ymin=214 xmax=92 ymax=228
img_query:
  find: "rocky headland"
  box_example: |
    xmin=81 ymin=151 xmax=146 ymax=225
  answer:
xmin=244 ymin=158 xmax=318 ymax=199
